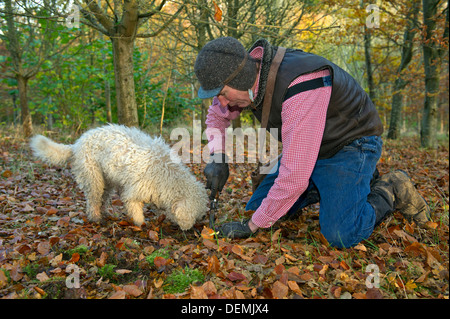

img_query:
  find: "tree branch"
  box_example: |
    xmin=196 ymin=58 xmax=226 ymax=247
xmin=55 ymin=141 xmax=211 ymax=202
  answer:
xmin=136 ymin=3 xmax=185 ymax=38
xmin=80 ymin=0 xmax=114 ymax=32
xmin=138 ymin=0 xmax=167 ymax=18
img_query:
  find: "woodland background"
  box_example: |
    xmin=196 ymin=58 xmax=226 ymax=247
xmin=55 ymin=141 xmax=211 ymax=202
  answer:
xmin=0 ymin=0 xmax=448 ymax=145
xmin=0 ymin=0 xmax=448 ymax=300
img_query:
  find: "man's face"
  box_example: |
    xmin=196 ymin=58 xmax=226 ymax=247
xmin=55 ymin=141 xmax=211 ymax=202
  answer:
xmin=216 ymin=85 xmax=251 ymax=108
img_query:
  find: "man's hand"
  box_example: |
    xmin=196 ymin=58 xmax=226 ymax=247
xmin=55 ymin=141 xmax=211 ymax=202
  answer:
xmin=217 ymin=218 xmax=258 ymax=239
xmin=204 ymin=153 xmax=229 ymax=199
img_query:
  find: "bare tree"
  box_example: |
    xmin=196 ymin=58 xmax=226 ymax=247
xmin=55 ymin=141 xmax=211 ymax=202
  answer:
xmin=387 ymin=0 xmax=421 ymax=139
xmin=75 ymin=0 xmax=184 ymax=126
xmin=421 ymin=0 xmax=449 ymax=147
xmin=1 ymin=0 xmax=76 ymax=137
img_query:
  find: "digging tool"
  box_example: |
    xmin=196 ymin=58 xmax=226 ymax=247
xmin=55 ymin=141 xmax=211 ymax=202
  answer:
xmin=209 ymin=192 xmax=219 ymax=229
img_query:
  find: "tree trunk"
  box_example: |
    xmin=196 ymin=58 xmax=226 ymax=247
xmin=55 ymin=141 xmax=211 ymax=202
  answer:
xmin=388 ymin=79 xmax=406 ymax=139
xmin=111 ymin=37 xmax=139 ymax=127
xmin=363 ymin=27 xmax=376 ymax=104
xmin=420 ymin=0 xmax=445 ymax=148
xmin=361 ymin=0 xmax=376 ymax=106
xmin=17 ymin=74 xmax=32 ymax=137
xmin=420 ymin=62 xmax=439 ymax=148
xmin=387 ymin=0 xmax=420 ymax=139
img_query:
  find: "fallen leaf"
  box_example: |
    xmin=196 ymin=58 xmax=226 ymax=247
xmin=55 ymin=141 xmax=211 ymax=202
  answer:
xmin=405 ymin=280 xmax=417 ymax=291
xmin=299 ymin=272 xmax=313 ymax=281
xmin=201 ymin=227 xmax=215 ymax=240
xmin=190 ymin=286 xmax=208 ymax=299
xmin=123 ymin=284 xmax=142 ymax=297
xmin=116 ymin=269 xmax=132 ymax=275
xmin=404 ymin=242 xmax=427 ymax=257
xmin=353 ymin=292 xmax=366 ymax=299
xmin=271 ymin=229 xmax=282 ymax=244
xmin=207 ymin=255 xmax=220 ymax=274
xmin=235 ymin=290 xmax=245 ymax=299
xmin=50 ymin=253 xmax=63 ymax=267
xmin=46 ymin=207 xmax=58 ymax=215
xmin=34 ymin=286 xmax=46 ymax=296
xmin=365 ymin=288 xmax=383 ymax=299
xmin=252 ymin=254 xmax=268 ymax=264
xmin=37 ymin=241 xmax=51 ymax=255
xmin=97 ymin=251 xmax=108 ymax=267
xmin=154 ymin=278 xmax=164 ymax=289
xmin=331 ymin=286 xmax=342 ymax=298
xmin=271 ymin=280 xmax=288 ymax=299
xmin=69 ymin=253 xmax=80 ymax=263
xmin=393 ymin=229 xmax=417 ymax=243
xmin=284 ymin=253 xmax=298 ymax=262
xmin=424 ymin=221 xmax=438 ymax=230
xmin=17 ymin=244 xmax=32 ymax=255
xmin=354 ymin=244 xmax=367 ymax=252
xmin=109 ymin=290 xmax=127 ymax=299
xmin=287 ymin=280 xmax=303 ymax=296
xmin=36 ymin=271 xmax=50 ymax=282
xmin=0 ymin=270 xmax=8 ymax=288
xmin=56 ymin=216 xmax=70 ymax=227
xmin=201 ymin=281 xmax=217 ymax=296
xmin=274 ymin=264 xmax=285 ymax=275
xmin=231 ymin=244 xmax=253 ymax=261
xmin=22 ymin=204 xmax=34 ymax=212
xmin=340 ymin=260 xmax=350 ymax=270
xmin=227 ymin=271 xmax=246 ymax=282
xmin=275 ymin=256 xmax=285 ymax=265
xmin=148 ymin=230 xmax=159 ymax=242
xmin=319 ymin=264 xmax=329 ymax=276
xmin=153 ymin=256 xmax=167 ymax=268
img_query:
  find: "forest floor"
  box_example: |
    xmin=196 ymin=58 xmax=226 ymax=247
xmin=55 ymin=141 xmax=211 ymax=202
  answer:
xmin=0 ymin=127 xmax=448 ymax=300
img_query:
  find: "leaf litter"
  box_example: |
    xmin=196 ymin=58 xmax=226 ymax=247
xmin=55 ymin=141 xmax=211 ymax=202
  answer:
xmin=0 ymin=133 xmax=448 ymax=299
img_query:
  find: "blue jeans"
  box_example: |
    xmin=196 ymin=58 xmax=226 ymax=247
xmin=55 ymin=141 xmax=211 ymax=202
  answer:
xmin=246 ymin=136 xmax=383 ymax=248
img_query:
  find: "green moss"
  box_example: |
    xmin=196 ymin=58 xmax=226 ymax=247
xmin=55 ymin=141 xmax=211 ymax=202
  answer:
xmin=146 ymin=248 xmax=170 ymax=266
xmin=164 ymin=266 xmax=205 ymax=294
xmin=98 ymin=264 xmax=117 ymax=280
xmin=67 ymin=244 xmax=89 ymax=256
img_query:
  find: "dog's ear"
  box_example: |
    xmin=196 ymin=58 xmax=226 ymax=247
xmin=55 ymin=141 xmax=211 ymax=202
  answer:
xmin=172 ymin=199 xmax=195 ymax=231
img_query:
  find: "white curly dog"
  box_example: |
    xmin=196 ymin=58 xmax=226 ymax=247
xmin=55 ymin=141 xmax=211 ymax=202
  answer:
xmin=30 ymin=124 xmax=208 ymax=230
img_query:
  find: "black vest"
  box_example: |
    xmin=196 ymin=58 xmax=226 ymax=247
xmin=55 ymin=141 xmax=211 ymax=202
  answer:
xmin=250 ymin=41 xmax=383 ymax=159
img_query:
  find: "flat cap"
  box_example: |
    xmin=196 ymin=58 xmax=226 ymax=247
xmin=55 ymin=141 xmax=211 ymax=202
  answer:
xmin=194 ymin=37 xmax=257 ymax=99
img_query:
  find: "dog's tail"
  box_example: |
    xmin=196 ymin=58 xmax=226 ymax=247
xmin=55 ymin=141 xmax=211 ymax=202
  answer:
xmin=29 ymin=135 xmax=73 ymax=166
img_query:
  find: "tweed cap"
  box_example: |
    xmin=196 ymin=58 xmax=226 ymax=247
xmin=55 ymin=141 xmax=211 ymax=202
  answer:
xmin=194 ymin=37 xmax=257 ymax=99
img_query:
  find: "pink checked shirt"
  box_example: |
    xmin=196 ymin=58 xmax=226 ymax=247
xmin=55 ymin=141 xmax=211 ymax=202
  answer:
xmin=205 ymin=47 xmax=332 ymax=229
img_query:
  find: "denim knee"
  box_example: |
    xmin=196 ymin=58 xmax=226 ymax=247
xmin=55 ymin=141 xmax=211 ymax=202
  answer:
xmin=321 ymin=219 xmax=374 ymax=249
xmin=321 ymin=228 xmax=355 ymax=249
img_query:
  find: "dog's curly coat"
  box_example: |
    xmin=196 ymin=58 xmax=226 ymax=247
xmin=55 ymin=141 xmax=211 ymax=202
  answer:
xmin=30 ymin=124 xmax=209 ymax=230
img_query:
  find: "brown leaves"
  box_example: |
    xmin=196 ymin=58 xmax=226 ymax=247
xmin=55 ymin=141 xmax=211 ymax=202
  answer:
xmin=0 ymin=135 xmax=448 ymax=300
xmin=227 ymin=271 xmax=247 ymax=282
xmin=271 ymin=280 xmax=289 ymax=299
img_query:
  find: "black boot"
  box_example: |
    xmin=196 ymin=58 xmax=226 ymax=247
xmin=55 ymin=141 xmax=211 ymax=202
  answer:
xmin=368 ymin=170 xmax=430 ymax=226
xmin=379 ymin=170 xmax=431 ymax=225
xmin=368 ymin=177 xmax=396 ymax=226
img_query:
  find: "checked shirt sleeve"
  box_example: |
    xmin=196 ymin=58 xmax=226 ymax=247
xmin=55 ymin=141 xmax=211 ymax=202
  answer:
xmin=205 ymin=97 xmax=242 ymax=154
xmin=251 ymin=69 xmax=332 ymax=228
